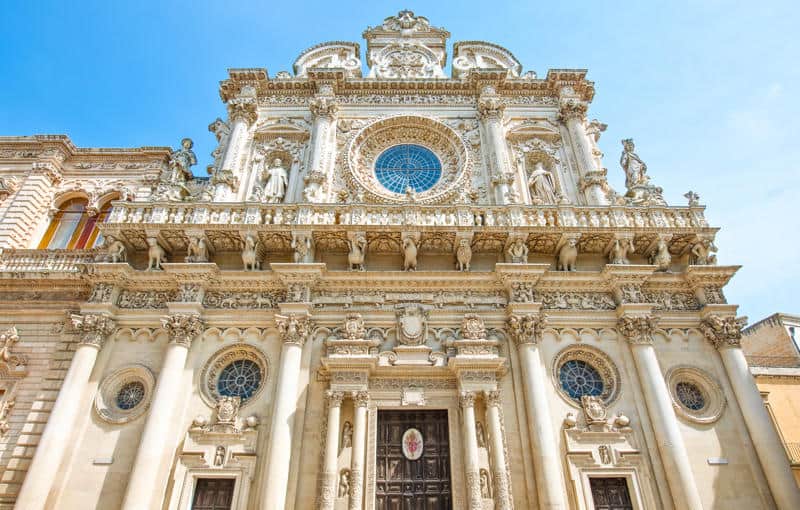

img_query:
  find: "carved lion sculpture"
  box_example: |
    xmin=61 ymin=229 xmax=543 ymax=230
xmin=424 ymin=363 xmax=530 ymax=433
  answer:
xmin=557 ymin=238 xmax=578 ymax=271
xmin=146 ymin=237 xmax=166 ymax=270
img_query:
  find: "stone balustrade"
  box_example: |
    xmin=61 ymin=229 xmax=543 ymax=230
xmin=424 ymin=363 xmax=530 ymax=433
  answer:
xmin=0 ymin=249 xmax=95 ymax=273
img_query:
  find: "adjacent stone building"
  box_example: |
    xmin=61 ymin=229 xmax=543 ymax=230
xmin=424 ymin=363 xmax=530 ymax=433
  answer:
xmin=0 ymin=10 xmax=798 ymax=510
xmin=743 ymin=313 xmax=800 ymax=485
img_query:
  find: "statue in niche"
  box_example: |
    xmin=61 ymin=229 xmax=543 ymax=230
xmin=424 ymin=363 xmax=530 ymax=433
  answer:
xmin=527 ymin=161 xmax=558 ymax=204
xmin=262 ymin=158 xmax=289 ymax=203
xmin=213 ymin=445 xmax=225 ymax=467
xmin=506 ymin=238 xmax=529 ymax=263
xmin=341 ymin=421 xmax=352 ymax=449
xmin=338 ymin=469 xmax=350 ymax=498
xmin=479 ymin=469 xmax=491 ymax=498
xmin=476 ymin=422 xmax=486 ymax=448
xmin=168 ymin=138 xmax=197 ymax=184
xmin=619 ymin=139 xmax=649 ymax=191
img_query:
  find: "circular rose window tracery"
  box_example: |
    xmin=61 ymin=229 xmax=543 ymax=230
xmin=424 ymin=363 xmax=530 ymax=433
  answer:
xmin=552 ymin=345 xmax=621 ymax=406
xmin=346 ymin=115 xmax=471 ymax=204
xmin=200 ymin=344 xmax=269 ymax=407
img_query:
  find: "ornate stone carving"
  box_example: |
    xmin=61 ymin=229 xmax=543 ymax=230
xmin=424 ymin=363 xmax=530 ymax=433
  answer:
xmin=461 ymin=314 xmax=486 ymax=340
xmin=309 ymin=95 xmax=339 ymax=119
xmin=94 ymin=235 xmax=127 ymax=263
xmin=452 ymin=41 xmax=521 ymax=78
xmin=459 ymin=390 xmax=476 ymax=409
xmin=619 ymin=138 xmax=666 ymax=206
xmin=617 ymin=315 xmax=658 ymax=345
xmin=0 ymin=327 xmax=25 ymax=372
xmin=558 ymin=99 xmax=588 ymax=121
xmin=556 ymin=238 xmax=578 ymax=271
xmin=207 ymin=118 xmax=230 ymax=175
xmin=607 ymin=236 xmax=634 ymax=265
xmin=227 ymin=97 xmax=258 ymax=125
xmin=89 ymin=283 xmax=114 ymax=303
xmin=242 ymin=233 xmax=262 ymax=271
xmin=691 ymin=237 xmax=718 ymax=265
xmin=0 ymin=397 xmax=14 ymax=436
xmin=684 ymin=190 xmax=700 ymax=207
xmin=581 ymin=395 xmax=608 ymax=425
xmin=402 ymin=233 xmax=418 ymax=271
xmin=185 ymin=235 xmax=210 ymax=263
xmin=505 ymin=237 xmax=529 ymax=263
xmin=177 ymin=284 xmax=202 ymax=302
xmin=338 ymin=469 xmax=350 ymax=498
xmin=342 ymin=313 xmax=366 ymax=340
xmin=118 ymin=290 xmax=175 ymax=309
xmin=291 ymin=232 xmax=314 ymax=263
xmin=168 ymin=138 xmax=196 ymax=184
xmin=701 ymin=315 xmax=744 ymax=350
xmin=539 ymin=291 xmax=616 ymax=310
xmin=395 ymin=304 xmax=428 ymax=346
xmin=262 ymin=158 xmax=289 ymax=203
xmin=650 ymin=237 xmax=672 ymax=271
xmin=0 ymin=176 xmax=19 ymax=201
xmin=352 ymin=390 xmax=369 ymax=408
xmin=202 ymin=291 xmax=284 ymax=309
xmin=293 ymin=41 xmax=362 ymax=78
xmin=275 ymin=314 xmax=314 ymax=346
xmin=347 ymin=233 xmax=367 ymax=271
xmin=161 ymin=314 xmax=204 ymax=347
xmin=506 ymin=313 xmax=545 ymax=346
xmin=455 ymin=238 xmax=472 ymax=272
xmin=71 ymin=313 xmax=116 ymax=348
xmin=146 ymin=237 xmax=167 ymax=270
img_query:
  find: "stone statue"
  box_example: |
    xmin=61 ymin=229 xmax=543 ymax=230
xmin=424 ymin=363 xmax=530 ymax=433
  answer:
xmin=291 ymin=234 xmax=312 ymax=263
xmin=95 ymin=235 xmax=126 ymax=263
xmin=608 ymin=238 xmax=634 ymax=265
xmin=557 ymin=238 xmax=578 ymax=271
xmin=476 ymin=422 xmax=486 ymax=448
xmin=347 ymin=234 xmax=367 ymax=271
xmin=691 ymin=238 xmax=718 ymax=265
xmin=402 ymin=236 xmax=418 ymax=271
xmin=456 ymin=238 xmax=472 ymax=272
xmin=213 ymin=445 xmax=225 ymax=467
xmin=506 ymin=238 xmax=529 ymax=263
xmin=242 ymin=234 xmax=261 ymax=271
xmin=342 ymin=421 xmax=352 ymax=449
xmin=186 ymin=236 xmax=210 ymax=263
xmin=480 ymin=469 xmax=491 ymax=498
xmin=527 ymin=161 xmax=558 ymax=204
xmin=338 ymin=469 xmax=350 ymax=498
xmin=619 ymin=139 xmax=648 ymax=190
xmin=168 ymin=138 xmax=197 ymax=184
xmin=684 ymin=190 xmax=700 ymax=207
xmin=146 ymin=237 xmax=167 ymax=271
xmin=208 ymin=118 xmax=230 ymax=174
xmin=262 ymin=158 xmax=289 ymax=203
xmin=651 ymin=238 xmax=671 ymax=271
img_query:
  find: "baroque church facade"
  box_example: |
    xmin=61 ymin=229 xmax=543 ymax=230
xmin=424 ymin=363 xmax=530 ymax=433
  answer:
xmin=0 ymin=10 xmax=797 ymax=510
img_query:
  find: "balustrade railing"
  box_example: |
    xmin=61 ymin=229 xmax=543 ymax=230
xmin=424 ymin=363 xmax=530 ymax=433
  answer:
xmin=0 ymin=249 xmax=95 ymax=273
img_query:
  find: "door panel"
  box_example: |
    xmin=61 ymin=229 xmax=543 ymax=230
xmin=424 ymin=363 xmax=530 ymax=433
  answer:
xmin=191 ymin=478 xmax=235 ymax=510
xmin=589 ymin=477 xmax=634 ymax=510
xmin=376 ymin=410 xmax=451 ymax=510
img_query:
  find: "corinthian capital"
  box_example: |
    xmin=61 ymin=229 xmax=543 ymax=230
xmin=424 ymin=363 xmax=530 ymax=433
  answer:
xmin=506 ymin=313 xmax=546 ymax=346
xmin=484 ymin=390 xmax=502 ymax=408
xmin=275 ymin=313 xmax=314 ymax=346
xmin=309 ymin=95 xmax=338 ymax=119
xmin=700 ymin=314 xmax=744 ymax=350
xmin=459 ymin=390 xmax=476 ymax=409
xmin=71 ymin=313 xmax=116 ymax=348
xmin=617 ymin=315 xmax=658 ymax=345
xmin=227 ymin=97 xmax=258 ymax=125
xmin=558 ymin=99 xmax=588 ymax=122
xmin=477 ymin=95 xmax=505 ymax=121
xmin=352 ymin=390 xmax=369 ymax=407
xmin=160 ymin=314 xmax=204 ymax=347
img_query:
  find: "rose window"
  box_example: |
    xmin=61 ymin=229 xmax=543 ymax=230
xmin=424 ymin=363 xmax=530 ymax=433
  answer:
xmin=375 ymin=144 xmax=442 ymax=194
xmin=675 ymin=381 xmax=706 ymax=411
xmin=217 ymin=359 xmax=262 ymax=401
xmin=559 ymin=359 xmax=605 ymax=400
xmin=115 ymin=381 xmax=146 ymax=410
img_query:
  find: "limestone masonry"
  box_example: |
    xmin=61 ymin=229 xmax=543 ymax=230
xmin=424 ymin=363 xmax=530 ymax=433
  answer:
xmin=0 ymin=10 xmax=797 ymax=510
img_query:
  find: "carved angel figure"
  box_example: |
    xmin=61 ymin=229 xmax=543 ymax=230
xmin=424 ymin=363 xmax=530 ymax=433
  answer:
xmin=348 ymin=234 xmax=367 ymax=271
xmin=527 ymin=161 xmax=558 ymax=204
xmin=619 ymin=139 xmax=648 ymax=190
xmin=262 ymin=158 xmax=289 ymax=203
xmin=168 ymin=138 xmax=196 ymax=184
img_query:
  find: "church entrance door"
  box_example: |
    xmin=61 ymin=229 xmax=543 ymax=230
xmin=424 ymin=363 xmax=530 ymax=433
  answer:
xmin=375 ymin=410 xmax=451 ymax=509
xmin=589 ymin=477 xmax=634 ymax=510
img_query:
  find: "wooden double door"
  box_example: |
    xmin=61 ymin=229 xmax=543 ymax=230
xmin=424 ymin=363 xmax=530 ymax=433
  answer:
xmin=375 ymin=410 xmax=452 ymax=510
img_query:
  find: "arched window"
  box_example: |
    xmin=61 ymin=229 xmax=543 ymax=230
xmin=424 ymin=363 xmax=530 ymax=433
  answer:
xmin=38 ymin=198 xmax=111 ymax=249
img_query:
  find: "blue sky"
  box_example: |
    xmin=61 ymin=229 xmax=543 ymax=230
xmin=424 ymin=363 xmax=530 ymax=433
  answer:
xmin=1 ymin=1 xmax=798 ymax=322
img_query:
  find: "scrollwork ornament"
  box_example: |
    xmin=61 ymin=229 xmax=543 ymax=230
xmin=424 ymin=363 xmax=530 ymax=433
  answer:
xmin=617 ymin=315 xmax=657 ymax=345
xmin=276 ymin=314 xmax=314 ymax=346
xmin=700 ymin=315 xmax=744 ymax=350
xmin=71 ymin=313 xmax=116 ymax=348
xmin=160 ymin=314 xmax=204 ymax=347
xmin=461 ymin=313 xmax=486 ymax=340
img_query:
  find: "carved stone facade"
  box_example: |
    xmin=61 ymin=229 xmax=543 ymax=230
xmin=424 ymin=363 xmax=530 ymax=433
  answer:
xmin=0 ymin=10 xmax=796 ymax=510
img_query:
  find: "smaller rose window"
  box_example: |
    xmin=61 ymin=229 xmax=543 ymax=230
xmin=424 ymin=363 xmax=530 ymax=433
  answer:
xmin=559 ymin=360 xmax=604 ymax=400
xmin=217 ymin=359 xmax=262 ymax=401
xmin=375 ymin=144 xmax=442 ymax=194
xmin=675 ymin=381 xmax=706 ymax=411
xmin=115 ymin=381 xmax=146 ymax=410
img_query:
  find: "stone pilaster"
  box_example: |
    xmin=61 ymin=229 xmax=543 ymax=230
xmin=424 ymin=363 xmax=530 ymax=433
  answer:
xmin=484 ymin=390 xmax=512 ymax=510
xmin=121 ymin=313 xmax=204 ymax=510
xmin=15 ymin=313 xmax=115 ymax=510
xmin=318 ymin=390 xmax=344 ymax=510
xmin=220 ymin=89 xmax=257 ymax=201
xmin=349 ymin=390 xmax=369 ymax=510
xmin=618 ymin=311 xmax=703 ymax=510
xmin=459 ymin=391 xmax=483 ymax=510
xmin=305 ymin=87 xmax=338 ymax=203
xmin=701 ymin=313 xmax=800 ymax=509
xmin=559 ymin=98 xmax=607 ymax=204
xmin=478 ymin=87 xmax=514 ymax=205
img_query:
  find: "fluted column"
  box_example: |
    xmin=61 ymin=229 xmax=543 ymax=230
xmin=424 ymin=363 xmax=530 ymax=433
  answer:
xmin=484 ymin=390 xmax=512 ymax=510
xmin=303 ymin=89 xmax=338 ymax=203
xmin=478 ymin=88 xmax=514 ymax=205
xmin=559 ymin=99 xmax=608 ymax=205
xmin=121 ymin=313 xmax=204 ymax=510
xmin=460 ymin=391 xmax=483 ymax=510
xmin=260 ymin=312 xmax=314 ymax=509
xmin=15 ymin=313 xmax=115 ymax=510
xmin=618 ymin=315 xmax=703 ymax=510
xmin=318 ymin=390 xmax=344 ymax=510
xmin=702 ymin=315 xmax=800 ymax=510
xmin=348 ymin=391 xmax=369 ymax=510
xmin=506 ymin=313 xmax=567 ymax=509
xmin=219 ymin=95 xmax=256 ymax=201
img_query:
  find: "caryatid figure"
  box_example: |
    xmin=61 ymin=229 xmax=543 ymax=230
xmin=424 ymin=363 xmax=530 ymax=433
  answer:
xmin=263 ymin=158 xmax=289 ymax=203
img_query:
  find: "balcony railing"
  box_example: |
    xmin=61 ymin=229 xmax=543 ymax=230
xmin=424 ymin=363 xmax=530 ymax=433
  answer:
xmin=0 ymin=249 xmax=95 ymax=273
